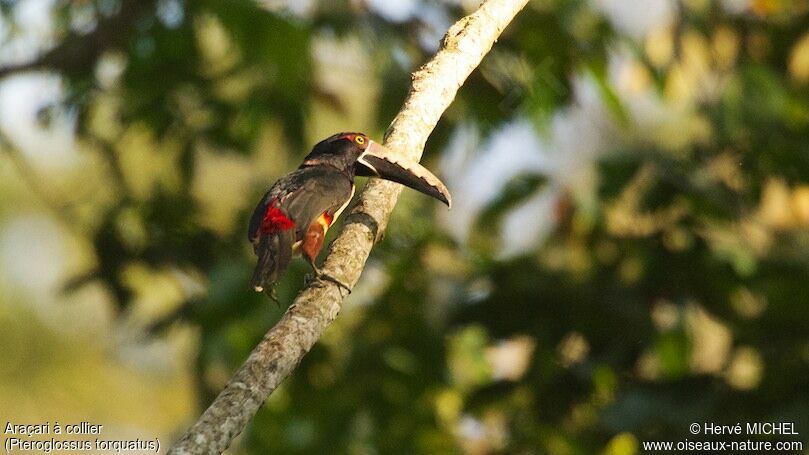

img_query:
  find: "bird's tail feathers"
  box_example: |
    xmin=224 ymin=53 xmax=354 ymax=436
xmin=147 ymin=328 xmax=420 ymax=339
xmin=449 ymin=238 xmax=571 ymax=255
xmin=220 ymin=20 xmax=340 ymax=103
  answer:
xmin=251 ymin=231 xmax=294 ymax=293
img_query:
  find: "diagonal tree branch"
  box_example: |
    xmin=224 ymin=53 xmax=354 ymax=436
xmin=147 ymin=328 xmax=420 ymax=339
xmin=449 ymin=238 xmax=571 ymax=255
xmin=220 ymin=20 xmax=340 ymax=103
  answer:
xmin=168 ymin=0 xmax=530 ymax=453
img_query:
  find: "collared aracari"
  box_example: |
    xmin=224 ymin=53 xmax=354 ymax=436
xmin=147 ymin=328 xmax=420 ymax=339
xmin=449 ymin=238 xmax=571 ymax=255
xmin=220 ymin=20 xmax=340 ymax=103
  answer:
xmin=248 ymin=132 xmax=451 ymax=295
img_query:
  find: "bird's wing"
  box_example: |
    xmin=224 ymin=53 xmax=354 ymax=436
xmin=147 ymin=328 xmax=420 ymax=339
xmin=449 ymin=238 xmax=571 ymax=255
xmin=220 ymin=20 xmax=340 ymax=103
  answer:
xmin=248 ymin=167 xmax=353 ymax=244
xmin=282 ymin=167 xmax=354 ymax=238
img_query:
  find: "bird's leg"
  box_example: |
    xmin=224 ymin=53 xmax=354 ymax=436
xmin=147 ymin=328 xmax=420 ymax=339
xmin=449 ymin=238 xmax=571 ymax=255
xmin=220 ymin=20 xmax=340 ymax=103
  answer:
xmin=302 ymin=221 xmax=352 ymax=294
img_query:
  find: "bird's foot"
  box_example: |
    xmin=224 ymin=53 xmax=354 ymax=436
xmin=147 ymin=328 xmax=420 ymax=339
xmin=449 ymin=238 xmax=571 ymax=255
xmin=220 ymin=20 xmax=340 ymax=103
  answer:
xmin=308 ymin=266 xmax=352 ymax=296
xmin=318 ymin=273 xmax=352 ymax=295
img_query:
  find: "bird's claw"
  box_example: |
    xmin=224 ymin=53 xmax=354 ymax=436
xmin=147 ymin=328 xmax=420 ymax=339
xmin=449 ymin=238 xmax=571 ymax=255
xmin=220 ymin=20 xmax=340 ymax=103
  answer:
xmin=307 ymin=268 xmax=352 ymax=295
xmin=319 ymin=273 xmax=352 ymax=295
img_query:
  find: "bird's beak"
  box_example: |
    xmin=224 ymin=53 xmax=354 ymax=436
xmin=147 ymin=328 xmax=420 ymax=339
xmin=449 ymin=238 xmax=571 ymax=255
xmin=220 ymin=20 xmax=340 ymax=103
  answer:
xmin=356 ymin=141 xmax=452 ymax=208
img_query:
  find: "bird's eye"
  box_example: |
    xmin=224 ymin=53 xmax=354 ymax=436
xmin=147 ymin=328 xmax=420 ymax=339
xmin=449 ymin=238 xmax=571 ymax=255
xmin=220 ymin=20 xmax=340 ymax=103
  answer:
xmin=355 ymin=136 xmax=365 ymax=145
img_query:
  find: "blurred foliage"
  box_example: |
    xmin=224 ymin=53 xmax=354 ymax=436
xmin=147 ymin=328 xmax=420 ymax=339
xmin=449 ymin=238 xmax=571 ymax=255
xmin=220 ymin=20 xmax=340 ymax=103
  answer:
xmin=1 ymin=0 xmax=809 ymax=453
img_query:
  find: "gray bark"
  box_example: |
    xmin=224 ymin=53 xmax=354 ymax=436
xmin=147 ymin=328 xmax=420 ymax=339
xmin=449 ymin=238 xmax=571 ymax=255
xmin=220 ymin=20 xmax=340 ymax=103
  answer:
xmin=168 ymin=0 xmax=530 ymax=453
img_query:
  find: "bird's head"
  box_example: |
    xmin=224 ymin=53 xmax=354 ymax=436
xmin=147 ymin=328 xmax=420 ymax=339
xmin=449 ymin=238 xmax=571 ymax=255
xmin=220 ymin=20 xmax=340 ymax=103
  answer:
xmin=301 ymin=132 xmax=452 ymax=207
xmin=301 ymin=132 xmax=372 ymax=173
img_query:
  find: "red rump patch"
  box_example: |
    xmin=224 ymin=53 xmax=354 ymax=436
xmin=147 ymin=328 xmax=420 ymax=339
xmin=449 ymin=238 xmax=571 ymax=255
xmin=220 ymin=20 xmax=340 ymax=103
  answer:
xmin=322 ymin=211 xmax=334 ymax=226
xmin=261 ymin=201 xmax=295 ymax=233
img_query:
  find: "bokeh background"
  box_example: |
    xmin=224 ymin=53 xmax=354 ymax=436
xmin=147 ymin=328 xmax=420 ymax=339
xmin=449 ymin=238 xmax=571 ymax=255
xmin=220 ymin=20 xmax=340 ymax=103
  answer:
xmin=1 ymin=0 xmax=808 ymax=453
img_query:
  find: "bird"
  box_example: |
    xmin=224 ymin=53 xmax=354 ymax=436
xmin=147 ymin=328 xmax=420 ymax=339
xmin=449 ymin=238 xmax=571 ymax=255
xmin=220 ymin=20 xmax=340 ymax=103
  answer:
xmin=248 ymin=132 xmax=451 ymax=297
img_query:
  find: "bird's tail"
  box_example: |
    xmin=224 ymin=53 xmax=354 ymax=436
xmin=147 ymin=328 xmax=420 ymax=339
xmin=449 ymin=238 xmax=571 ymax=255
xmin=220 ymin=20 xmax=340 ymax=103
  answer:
xmin=251 ymin=230 xmax=294 ymax=293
